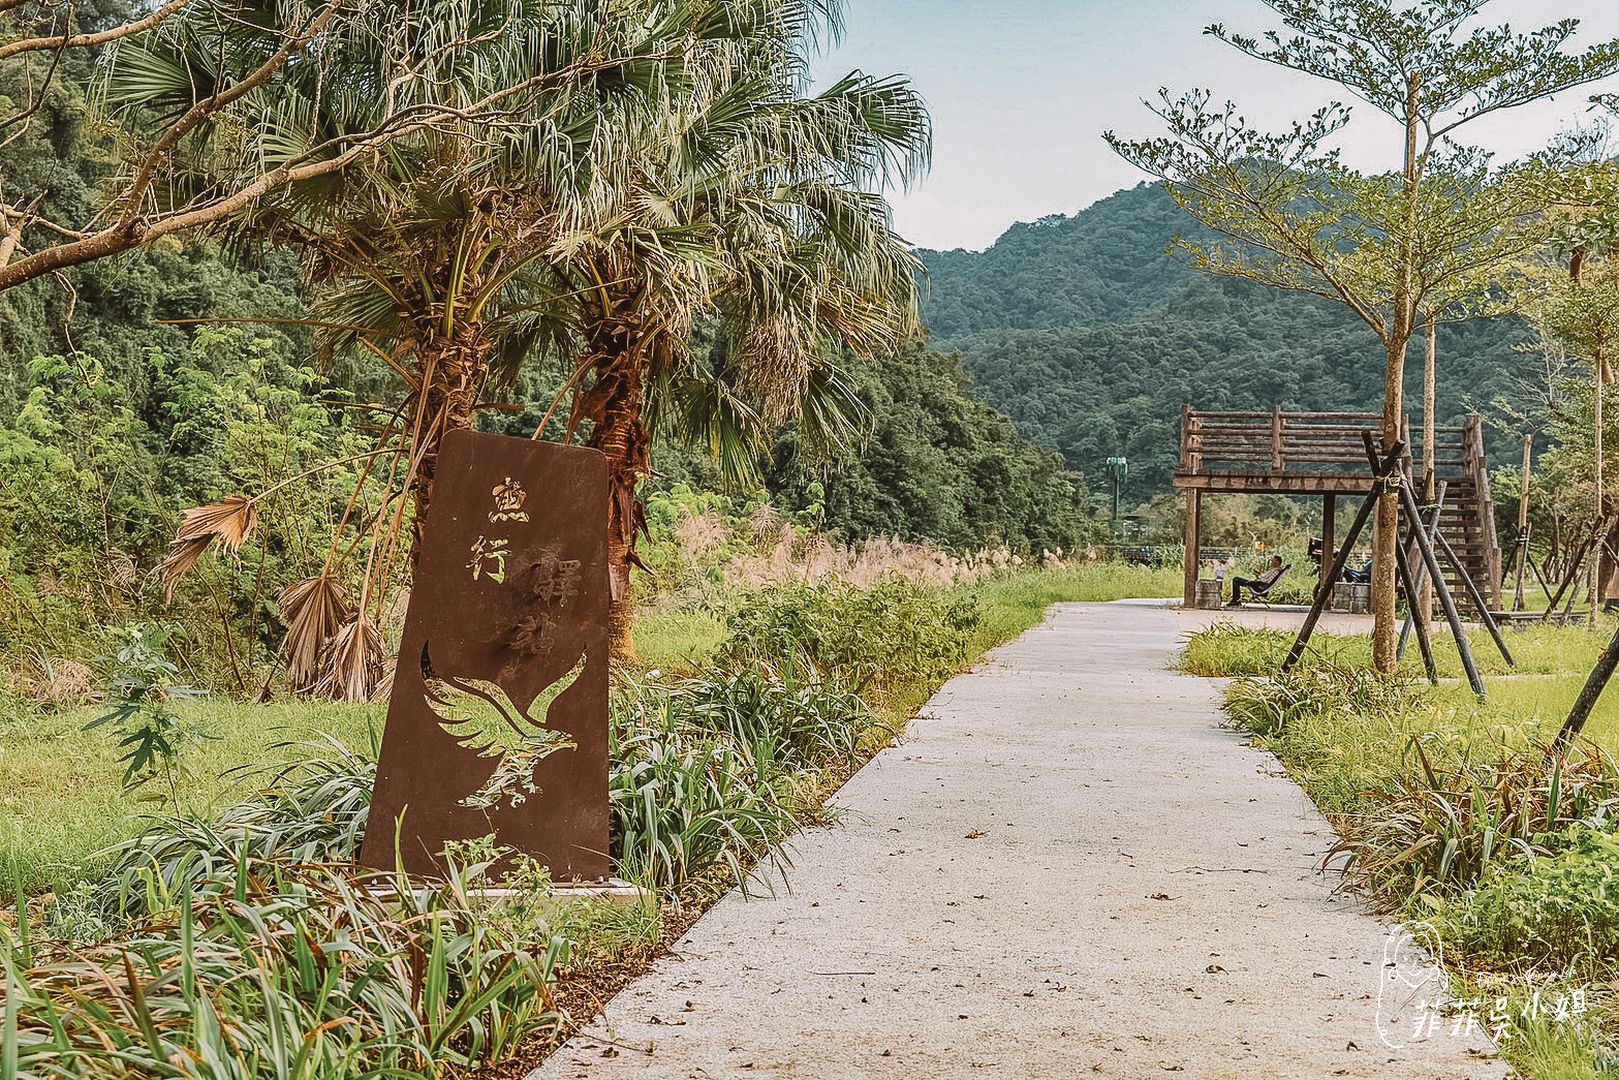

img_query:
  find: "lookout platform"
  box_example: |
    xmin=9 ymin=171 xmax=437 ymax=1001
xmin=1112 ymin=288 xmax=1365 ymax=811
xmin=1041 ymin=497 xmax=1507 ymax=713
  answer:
xmin=1173 ymin=408 xmax=1503 ymax=612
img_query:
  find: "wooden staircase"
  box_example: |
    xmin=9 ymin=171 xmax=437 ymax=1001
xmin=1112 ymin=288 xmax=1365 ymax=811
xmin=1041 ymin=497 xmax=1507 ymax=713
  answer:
xmin=1408 ymin=416 xmax=1503 ymax=615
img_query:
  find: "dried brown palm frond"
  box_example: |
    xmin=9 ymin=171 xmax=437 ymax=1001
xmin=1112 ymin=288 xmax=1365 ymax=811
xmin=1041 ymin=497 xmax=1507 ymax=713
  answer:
xmin=737 ymin=317 xmax=813 ymax=423
xmin=158 ymin=496 xmax=260 ymax=602
xmin=279 ymin=574 xmax=352 ymax=692
xmin=107 ymin=548 xmax=138 ymax=588
xmin=317 ymin=616 xmax=386 ymax=703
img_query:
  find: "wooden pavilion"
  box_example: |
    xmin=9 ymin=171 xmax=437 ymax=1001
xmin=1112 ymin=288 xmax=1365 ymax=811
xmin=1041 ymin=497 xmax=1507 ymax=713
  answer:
xmin=1173 ymin=408 xmax=1503 ymax=611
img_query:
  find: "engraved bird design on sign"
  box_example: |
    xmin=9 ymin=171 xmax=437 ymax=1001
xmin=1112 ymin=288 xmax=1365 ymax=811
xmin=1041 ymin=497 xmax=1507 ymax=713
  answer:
xmin=419 ymin=641 xmax=586 ymax=810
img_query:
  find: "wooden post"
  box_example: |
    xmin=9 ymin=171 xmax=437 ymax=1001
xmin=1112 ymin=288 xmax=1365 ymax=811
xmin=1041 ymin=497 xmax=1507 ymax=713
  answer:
xmin=1546 ymin=536 xmax=1596 ymax=619
xmin=1320 ymin=493 xmax=1337 ymax=603
xmin=1436 ymin=529 xmax=1515 ymax=668
xmin=1397 ymin=481 xmax=1447 ymax=662
xmin=1557 ymin=616 xmax=1619 ymax=748
xmin=1181 ymin=405 xmax=1203 ymax=474
xmin=1397 ymin=470 xmax=1486 ymax=698
xmin=1283 ymin=440 xmax=1406 ymax=675
xmin=1395 ymin=527 xmax=1440 ymax=686
xmin=1514 ymin=434 xmax=1531 ymax=611
xmin=1272 ymin=406 xmax=1284 ymax=472
xmin=1183 ymin=489 xmax=1201 ymax=608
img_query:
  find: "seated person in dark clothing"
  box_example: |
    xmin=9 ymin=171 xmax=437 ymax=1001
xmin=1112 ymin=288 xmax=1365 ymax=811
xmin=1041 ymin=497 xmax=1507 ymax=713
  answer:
xmin=1342 ymin=558 xmax=1371 ymax=584
xmin=1230 ymin=555 xmax=1286 ymax=605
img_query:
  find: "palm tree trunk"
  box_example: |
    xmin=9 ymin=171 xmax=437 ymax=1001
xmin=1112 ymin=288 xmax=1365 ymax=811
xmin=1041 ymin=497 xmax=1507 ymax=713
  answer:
xmin=410 ymin=333 xmax=487 ymax=553
xmin=577 ymin=327 xmax=651 ymax=661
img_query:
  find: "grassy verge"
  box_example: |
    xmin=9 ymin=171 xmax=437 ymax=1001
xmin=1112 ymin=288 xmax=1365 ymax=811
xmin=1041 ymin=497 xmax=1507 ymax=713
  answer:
xmin=1187 ymin=621 xmax=1619 ymax=1076
xmin=0 ymin=698 xmax=381 ymax=898
xmin=3 ymin=561 xmax=1176 ymax=1076
xmin=1180 ymin=618 xmax=1617 ymax=681
xmin=4 ymin=562 xmax=1173 ymax=902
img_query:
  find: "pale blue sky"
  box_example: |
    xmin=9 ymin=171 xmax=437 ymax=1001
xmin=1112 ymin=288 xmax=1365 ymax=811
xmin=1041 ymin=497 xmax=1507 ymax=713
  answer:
xmin=814 ymin=1 xmax=1619 ymax=251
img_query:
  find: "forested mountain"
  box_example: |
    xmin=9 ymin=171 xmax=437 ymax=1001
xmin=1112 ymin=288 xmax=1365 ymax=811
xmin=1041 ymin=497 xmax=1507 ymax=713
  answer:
xmin=918 ymin=183 xmax=1536 ymax=495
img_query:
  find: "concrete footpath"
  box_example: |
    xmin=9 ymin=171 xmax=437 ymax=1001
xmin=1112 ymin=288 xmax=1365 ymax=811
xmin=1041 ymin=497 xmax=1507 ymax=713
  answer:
xmin=531 ymin=601 xmax=1507 ymax=1079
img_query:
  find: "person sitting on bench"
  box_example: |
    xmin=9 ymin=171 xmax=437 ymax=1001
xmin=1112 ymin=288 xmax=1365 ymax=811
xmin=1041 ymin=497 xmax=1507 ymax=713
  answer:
xmin=1230 ymin=556 xmax=1288 ymax=605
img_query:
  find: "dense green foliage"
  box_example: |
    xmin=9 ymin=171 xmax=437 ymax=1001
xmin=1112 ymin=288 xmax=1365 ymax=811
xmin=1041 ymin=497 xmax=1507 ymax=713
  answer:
xmin=766 ymin=346 xmax=1096 ymax=552
xmin=918 ymin=184 xmax=1535 ymax=494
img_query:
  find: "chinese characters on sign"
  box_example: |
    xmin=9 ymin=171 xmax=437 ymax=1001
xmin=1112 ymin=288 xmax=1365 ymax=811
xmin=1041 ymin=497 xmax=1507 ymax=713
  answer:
xmin=467 ymin=535 xmax=511 ymax=583
xmin=359 ymin=431 xmax=611 ymax=881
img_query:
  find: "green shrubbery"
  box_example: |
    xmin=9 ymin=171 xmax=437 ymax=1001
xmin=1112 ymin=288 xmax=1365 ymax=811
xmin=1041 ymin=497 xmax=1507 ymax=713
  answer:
xmin=1198 ymin=621 xmax=1619 ymax=1079
xmin=1 ymin=552 xmax=1168 ymax=1075
xmin=610 ymin=669 xmax=880 ymax=891
xmin=1339 ymin=739 xmax=1619 ymax=901
xmin=1457 ymin=829 xmax=1619 ymax=972
xmin=3 ymin=849 xmax=565 ymax=1077
xmin=718 ymin=579 xmax=979 ymax=696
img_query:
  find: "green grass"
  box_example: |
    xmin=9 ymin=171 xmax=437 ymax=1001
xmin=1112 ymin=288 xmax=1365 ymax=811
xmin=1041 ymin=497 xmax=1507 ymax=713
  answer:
xmin=631 ymin=604 xmax=729 ymax=673
xmin=1 ymin=697 xmax=379 ymax=897
xmin=3 ymin=563 xmax=1170 ymax=901
xmin=1182 ymin=618 xmax=1619 ymax=683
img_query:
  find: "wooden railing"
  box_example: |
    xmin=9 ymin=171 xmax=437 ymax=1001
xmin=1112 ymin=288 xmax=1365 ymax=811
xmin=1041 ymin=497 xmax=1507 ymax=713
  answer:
xmin=1179 ymin=407 xmax=1472 ymax=477
xmin=1181 ymin=408 xmax=1381 ymax=474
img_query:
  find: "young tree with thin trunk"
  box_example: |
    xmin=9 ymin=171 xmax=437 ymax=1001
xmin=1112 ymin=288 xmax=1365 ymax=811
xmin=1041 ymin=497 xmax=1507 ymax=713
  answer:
xmin=1106 ymin=0 xmax=1619 ymax=673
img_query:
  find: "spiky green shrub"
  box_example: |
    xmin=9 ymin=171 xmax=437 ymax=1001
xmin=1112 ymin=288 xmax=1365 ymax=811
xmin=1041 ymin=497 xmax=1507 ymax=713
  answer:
xmin=677 ymin=669 xmax=883 ymax=772
xmin=1337 ymin=739 xmax=1619 ymax=902
xmin=1224 ymin=662 xmax=1411 ymax=739
xmin=608 ymin=668 xmax=884 ymax=892
xmin=1181 ymin=621 xmax=1296 ymax=677
xmin=92 ymin=738 xmax=375 ymax=919
xmin=2 ymin=849 xmax=564 ymax=1077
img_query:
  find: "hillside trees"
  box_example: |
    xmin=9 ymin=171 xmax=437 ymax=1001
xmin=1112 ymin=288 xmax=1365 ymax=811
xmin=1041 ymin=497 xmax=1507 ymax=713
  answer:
xmin=1106 ymin=0 xmax=1619 ymax=672
xmin=765 ymin=345 xmax=1096 ymax=552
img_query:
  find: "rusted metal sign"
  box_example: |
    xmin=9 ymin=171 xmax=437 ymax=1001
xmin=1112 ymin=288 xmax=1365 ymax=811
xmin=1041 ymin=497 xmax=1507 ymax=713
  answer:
xmin=358 ymin=430 xmax=611 ymax=880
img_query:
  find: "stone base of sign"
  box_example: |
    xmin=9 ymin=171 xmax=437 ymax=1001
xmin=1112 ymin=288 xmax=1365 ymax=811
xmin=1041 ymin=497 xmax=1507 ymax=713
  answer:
xmin=479 ymin=879 xmax=653 ymax=909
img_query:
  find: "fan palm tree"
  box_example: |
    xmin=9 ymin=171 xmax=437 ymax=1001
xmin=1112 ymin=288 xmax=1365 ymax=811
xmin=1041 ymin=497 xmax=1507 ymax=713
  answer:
xmin=112 ymin=0 xmax=716 ymax=694
xmin=542 ymin=10 xmax=931 ymax=655
xmin=142 ymin=0 xmax=930 ymax=683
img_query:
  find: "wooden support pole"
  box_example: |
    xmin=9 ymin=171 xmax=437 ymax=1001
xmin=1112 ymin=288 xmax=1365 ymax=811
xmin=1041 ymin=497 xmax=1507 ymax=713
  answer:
xmin=1394 ymin=464 xmax=1486 ymax=698
xmin=1183 ymin=489 xmax=1201 ymax=608
xmin=1557 ymin=616 xmax=1619 ymax=749
xmin=1546 ymin=536 xmax=1595 ymax=619
xmin=1435 ymin=529 xmax=1515 ymax=668
xmin=1514 ymin=434 xmax=1532 ymax=611
xmin=1394 ymin=528 xmax=1440 ymax=686
xmin=1320 ymin=493 xmax=1337 ymax=603
xmin=1529 ymin=551 xmax=1555 ymax=602
xmin=1397 ymin=481 xmax=1447 ymax=662
xmin=1282 ymin=440 xmax=1406 ymax=675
